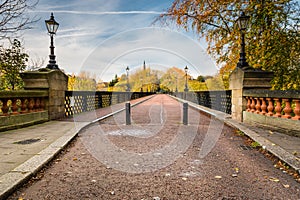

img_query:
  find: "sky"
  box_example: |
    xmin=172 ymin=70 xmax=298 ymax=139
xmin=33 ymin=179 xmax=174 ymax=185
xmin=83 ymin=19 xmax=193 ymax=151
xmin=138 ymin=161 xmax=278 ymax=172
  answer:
xmin=23 ymin=0 xmax=219 ymax=82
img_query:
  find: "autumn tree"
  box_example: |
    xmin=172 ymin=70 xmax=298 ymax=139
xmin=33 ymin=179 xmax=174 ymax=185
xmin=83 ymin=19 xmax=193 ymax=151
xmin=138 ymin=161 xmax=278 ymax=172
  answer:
xmin=160 ymin=67 xmax=185 ymax=92
xmin=68 ymin=71 xmax=97 ymax=91
xmin=0 ymin=0 xmax=38 ymax=40
xmin=159 ymin=0 xmax=300 ymax=90
xmin=0 ymin=39 xmax=28 ymax=90
xmin=110 ymin=66 xmax=160 ymax=92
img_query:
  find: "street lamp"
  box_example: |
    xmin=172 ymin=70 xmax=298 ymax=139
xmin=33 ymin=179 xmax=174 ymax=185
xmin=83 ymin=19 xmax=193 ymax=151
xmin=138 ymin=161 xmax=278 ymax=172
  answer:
xmin=126 ymin=66 xmax=130 ymax=92
xmin=45 ymin=13 xmax=59 ymax=70
xmin=184 ymin=66 xmax=189 ymax=92
xmin=140 ymin=77 xmax=143 ymax=92
xmin=175 ymin=74 xmax=178 ymax=92
xmin=236 ymin=11 xmax=250 ymax=69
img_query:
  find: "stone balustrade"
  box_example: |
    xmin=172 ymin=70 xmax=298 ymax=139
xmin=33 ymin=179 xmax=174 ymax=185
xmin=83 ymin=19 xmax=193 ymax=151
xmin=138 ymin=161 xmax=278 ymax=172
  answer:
xmin=243 ymin=90 xmax=300 ymax=120
xmin=0 ymin=90 xmax=48 ymax=115
xmin=243 ymin=89 xmax=300 ymax=137
xmin=0 ymin=90 xmax=49 ymax=131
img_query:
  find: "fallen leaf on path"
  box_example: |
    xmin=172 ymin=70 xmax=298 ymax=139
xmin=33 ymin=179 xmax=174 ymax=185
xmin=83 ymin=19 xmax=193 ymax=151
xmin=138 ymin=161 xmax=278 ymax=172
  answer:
xmin=234 ymin=167 xmax=239 ymax=173
xmin=283 ymin=184 xmax=290 ymax=188
xmin=73 ymin=157 xmax=78 ymax=161
xmin=269 ymin=130 xmax=273 ymax=134
xmin=269 ymin=177 xmax=280 ymax=182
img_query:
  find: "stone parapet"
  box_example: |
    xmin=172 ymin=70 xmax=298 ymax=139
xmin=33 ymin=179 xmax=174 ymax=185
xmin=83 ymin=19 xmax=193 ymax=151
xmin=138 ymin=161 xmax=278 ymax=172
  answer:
xmin=229 ymin=67 xmax=273 ymax=121
xmin=21 ymin=68 xmax=68 ymax=120
xmin=243 ymin=112 xmax=300 ymax=137
xmin=0 ymin=90 xmax=49 ymax=131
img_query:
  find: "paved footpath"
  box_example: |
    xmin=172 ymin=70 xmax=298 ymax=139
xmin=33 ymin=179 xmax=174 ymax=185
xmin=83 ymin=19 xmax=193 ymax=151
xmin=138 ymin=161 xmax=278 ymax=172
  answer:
xmin=174 ymin=96 xmax=300 ymax=172
xmin=0 ymin=94 xmax=300 ymax=199
xmin=0 ymin=95 xmax=153 ymax=199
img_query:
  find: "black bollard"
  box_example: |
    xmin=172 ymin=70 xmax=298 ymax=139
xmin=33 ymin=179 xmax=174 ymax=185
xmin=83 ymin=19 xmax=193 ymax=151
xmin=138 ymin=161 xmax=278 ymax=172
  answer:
xmin=125 ymin=102 xmax=131 ymax=125
xmin=183 ymin=102 xmax=188 ymax=125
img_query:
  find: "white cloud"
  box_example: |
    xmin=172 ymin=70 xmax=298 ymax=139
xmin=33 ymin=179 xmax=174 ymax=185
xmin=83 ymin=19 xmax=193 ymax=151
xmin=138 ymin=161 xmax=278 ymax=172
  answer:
xmin=80 ymin=28 xmax=217 ymax=81
xmin=31 ymin=10 xmax=163 ymax=15
xmin=23 ymin=0 xmax=217 ymax=82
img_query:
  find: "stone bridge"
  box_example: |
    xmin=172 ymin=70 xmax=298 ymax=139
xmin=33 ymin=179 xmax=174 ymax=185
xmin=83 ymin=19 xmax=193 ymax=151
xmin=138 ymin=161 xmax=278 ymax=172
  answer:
xmin=0 ymin=68 xmax=300 ymax=199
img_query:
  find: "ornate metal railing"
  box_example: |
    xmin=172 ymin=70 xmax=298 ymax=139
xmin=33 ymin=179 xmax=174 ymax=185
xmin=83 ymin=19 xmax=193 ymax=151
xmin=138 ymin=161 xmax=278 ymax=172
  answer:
xmin=173 ymin=90 xmax=232 ymax=114
xmin=64 ymin=91 xmax=154 ymax=117
xmin=243 ymin=90 xmax=300 ymax=120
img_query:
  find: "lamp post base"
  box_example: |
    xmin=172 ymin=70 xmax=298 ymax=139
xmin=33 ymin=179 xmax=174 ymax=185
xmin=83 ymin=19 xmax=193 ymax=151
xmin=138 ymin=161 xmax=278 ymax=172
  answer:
xmin=46 ymin=63 xmax=59 ymax=70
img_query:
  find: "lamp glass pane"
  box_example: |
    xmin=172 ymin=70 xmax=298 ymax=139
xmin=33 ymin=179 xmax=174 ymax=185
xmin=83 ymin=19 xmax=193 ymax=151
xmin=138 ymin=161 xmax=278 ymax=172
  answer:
xmin=45 ymin=20 xmax=59 ymax=34
xmin=237 ymin=14 xmax=250 ymax=30
xmin=184 ymin=66 xmax=188 ymax=72
xmin=240 ymin=18 xmax=248 ymax=30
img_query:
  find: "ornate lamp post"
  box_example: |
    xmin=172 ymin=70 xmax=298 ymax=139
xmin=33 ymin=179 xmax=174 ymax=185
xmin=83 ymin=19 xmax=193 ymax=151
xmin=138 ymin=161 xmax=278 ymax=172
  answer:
xmin=126 ymin=66 xmax=130 ymax=92
xmin=45 ymin=13 xmax=59 ymax=70
xmin=184 ymin=66 xmax=189 ymax=92
xmin=237 ymin=12 xmax=250 ymax=69
xmin=175 ymin=74 xmax=178 ymax=93
xmin=140 ymin=77 xmax=143 ymax=92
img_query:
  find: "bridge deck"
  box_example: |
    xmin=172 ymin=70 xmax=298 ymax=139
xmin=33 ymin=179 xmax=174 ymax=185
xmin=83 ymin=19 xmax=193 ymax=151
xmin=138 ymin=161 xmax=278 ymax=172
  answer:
xmin=1 ymin=94 xmax=300 ymax=199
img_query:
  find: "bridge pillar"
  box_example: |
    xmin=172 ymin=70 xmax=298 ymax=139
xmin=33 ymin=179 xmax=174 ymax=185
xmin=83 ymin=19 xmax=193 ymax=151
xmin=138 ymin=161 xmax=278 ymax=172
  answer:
xmin=229 ymin=67 xmax=273 ymax=122
xmin=21 ymin=68 xmax=68 ymax=120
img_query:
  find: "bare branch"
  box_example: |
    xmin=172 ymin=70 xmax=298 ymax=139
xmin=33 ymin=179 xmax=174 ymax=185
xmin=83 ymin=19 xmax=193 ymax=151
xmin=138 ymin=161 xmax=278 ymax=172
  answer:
xmin=0 ymin=0 xmax=39 ymax=40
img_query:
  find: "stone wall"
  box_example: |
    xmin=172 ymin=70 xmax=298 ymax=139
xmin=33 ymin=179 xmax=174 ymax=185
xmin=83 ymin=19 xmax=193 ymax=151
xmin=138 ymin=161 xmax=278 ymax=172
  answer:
xmin=21 ymin=69 xmax=68 ymax=120
xmin=229 ymin=67 xmax=273 ymax=121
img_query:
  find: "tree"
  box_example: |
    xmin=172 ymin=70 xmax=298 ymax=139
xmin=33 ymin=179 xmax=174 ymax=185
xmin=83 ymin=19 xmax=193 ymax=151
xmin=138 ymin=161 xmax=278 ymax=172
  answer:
xmin=158 ymin=0 xmax=300 ymax=90
xmin=196 ymin=75 xmax=205 ymax=82
xmin=159 ymin=67 xmax=185 ymax=92
xmin=0 ymin=0 xmax=38 ymax=40
xmin=111 ymin=67 xmax=161 ymax=92
xmin=0 ymin=39 xmax=28 ymax=90
xmin=189 ymin=79 xmax=208 ymax=91
xmin=27 ymin=55 xmax=46 ymax=71
xmin=67 ymin=71 xmax=97 ymax=91
xmin=108 ymin=74 xmax=119 ymax=87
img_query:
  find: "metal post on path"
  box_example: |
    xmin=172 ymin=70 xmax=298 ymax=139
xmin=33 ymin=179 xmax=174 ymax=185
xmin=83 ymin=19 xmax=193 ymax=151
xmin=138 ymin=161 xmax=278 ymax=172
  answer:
xmin=183 ymin=102 xmax=188 ymax=125
xmin=125 ymin=102 xmax=131 ymax=125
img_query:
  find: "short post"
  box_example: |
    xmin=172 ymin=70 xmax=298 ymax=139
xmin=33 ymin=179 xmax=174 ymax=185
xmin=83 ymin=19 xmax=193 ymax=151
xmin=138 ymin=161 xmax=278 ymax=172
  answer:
xmin=125 ymin=102 xmax=131 ymax=125
xmin=183 ymin=102 xmax=188 ymax=125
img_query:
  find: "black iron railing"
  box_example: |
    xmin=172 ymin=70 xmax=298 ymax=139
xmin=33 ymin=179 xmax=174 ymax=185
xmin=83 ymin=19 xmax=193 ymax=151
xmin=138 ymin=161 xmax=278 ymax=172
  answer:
xmin=65 ymin=91 xmax=154 ymax=117
xmin=173 ymin=90 xmax=232 ymax=114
